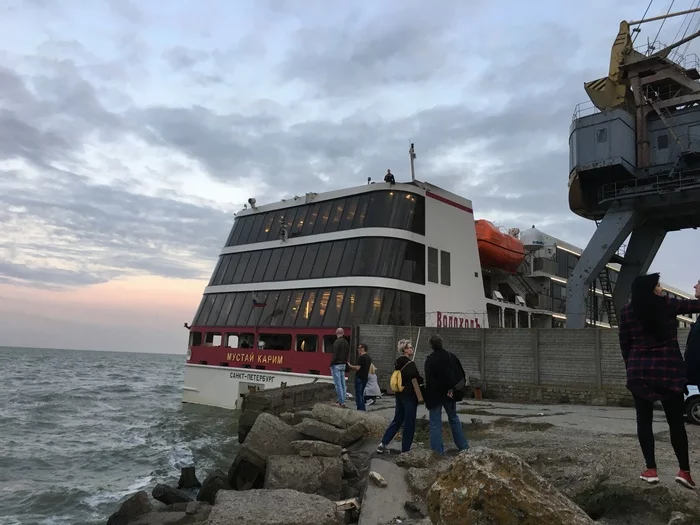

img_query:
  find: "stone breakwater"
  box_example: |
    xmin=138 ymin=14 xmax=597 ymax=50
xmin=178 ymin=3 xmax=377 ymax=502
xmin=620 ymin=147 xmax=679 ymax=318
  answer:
xmin=105 ymin=383 xmax=700 ymax=525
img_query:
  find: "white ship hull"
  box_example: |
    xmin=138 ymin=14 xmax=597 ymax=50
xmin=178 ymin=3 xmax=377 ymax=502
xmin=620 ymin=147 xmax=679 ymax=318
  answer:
xmin=182 ymin=363 xmax=336 ymax=410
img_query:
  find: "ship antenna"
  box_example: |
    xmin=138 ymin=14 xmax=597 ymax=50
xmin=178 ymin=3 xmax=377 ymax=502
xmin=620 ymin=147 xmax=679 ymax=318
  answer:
xmin=409 ymin=142 xmax=416 ymax=182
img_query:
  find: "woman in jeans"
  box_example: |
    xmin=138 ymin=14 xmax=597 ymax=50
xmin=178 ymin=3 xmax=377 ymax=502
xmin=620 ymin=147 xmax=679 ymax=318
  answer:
xmin=376 ymin=339 xmax=423 ymax=454
xmin=619 ymin=273 xmax=700 ymax=489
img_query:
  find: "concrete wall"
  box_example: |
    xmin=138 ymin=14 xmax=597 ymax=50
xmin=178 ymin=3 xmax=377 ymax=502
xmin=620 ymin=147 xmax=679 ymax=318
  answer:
xmin=357 ymin=325 xmax=692 ymax=406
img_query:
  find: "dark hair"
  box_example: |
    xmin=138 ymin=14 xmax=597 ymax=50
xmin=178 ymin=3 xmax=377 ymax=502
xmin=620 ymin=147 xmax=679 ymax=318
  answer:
xmin=358 ymin=343 xmax=368 ymax=352
xmin=429 ymin=333 xmax=443 ymax=350
xmin=630 ymin=273 xmax=667 ymax=341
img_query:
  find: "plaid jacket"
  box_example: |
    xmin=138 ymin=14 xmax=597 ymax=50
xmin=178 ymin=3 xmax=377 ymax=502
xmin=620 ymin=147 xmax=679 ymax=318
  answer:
xmin=619 ymin=296 xmax=700 ymax=401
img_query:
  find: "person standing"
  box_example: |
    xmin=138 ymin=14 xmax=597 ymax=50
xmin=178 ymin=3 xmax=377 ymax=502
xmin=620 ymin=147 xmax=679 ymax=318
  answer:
xmin=330 ymin=327 xmax=350 ymax=407
xmin=347 ymin=343 xmax=371 ymax=411
xmin=619 ymin=273 xmax=700 ymax=489
xmin=423 ymin=333 xmax=469 ymax=456
xmin=377 ymin=339 xmax=423 ymax=454
xmin=684 ymin=279 xmax=700 ymax=386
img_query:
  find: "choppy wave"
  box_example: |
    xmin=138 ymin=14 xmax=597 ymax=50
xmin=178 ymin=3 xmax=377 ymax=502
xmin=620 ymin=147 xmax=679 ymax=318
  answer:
xmin=0 ymin=347 xmax=240 ymax=525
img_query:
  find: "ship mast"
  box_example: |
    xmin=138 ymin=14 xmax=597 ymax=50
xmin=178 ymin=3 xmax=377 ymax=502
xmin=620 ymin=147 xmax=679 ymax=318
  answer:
xmin=409 ymin=142 xmax=416 ymax=182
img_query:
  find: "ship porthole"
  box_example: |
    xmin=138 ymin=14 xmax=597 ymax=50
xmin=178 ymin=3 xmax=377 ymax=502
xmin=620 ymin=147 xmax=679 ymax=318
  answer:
xmin=186 ymin=348 xmax=192 ymax=361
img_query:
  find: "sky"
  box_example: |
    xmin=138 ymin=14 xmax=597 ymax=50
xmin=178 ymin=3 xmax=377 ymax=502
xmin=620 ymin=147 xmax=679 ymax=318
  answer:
xmin=1 ymin=0 xmax=699 ymax=353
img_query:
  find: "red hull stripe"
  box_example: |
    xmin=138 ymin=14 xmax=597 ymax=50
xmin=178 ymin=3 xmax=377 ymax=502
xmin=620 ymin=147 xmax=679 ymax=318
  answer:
xmin=426 ymin=191 xmax=473 ymax=214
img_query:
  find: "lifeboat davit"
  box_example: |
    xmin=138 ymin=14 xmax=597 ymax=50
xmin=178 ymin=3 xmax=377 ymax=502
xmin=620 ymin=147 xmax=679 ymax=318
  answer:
xmin=475 ymin=220 xmax=526 ymax=273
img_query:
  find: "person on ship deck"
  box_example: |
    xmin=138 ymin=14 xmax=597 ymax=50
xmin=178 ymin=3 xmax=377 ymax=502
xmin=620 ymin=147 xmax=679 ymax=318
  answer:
xmin=619 ymin=273 xmax=700 ymax=489
xmin=384 ymin=169 xmax=395 ymax=185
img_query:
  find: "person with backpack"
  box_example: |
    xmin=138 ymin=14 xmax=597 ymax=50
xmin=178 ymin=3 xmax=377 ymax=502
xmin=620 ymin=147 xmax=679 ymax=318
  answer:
xmin=376 ymin=339 xmax=423 ymax=454
xmin=424 ymin=333 xmax=469 ymax=455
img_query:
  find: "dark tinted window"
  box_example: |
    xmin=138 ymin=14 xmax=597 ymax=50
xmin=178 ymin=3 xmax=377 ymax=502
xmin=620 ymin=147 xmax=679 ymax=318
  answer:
xmin=217 ymin=237 xmax=426 ymax=285
xmin=440 ymin=250 xmax=451 ymax=286
xmin=242 ymin=251 xmax=260 ymax=283
xmin=285 ymin=245 xmax=306 ymax=280
xmin=194 ymin=286 xmax=426 ymax=328
xmin=311 ymin=243 xmax=332 ymax=278
xmin=298 ymin=244 xmax=319 ymax=280
xmin=428 ymin=247 xmax=438 ymax=283
xmin=225 ymin=190 xmax=426 ymax=246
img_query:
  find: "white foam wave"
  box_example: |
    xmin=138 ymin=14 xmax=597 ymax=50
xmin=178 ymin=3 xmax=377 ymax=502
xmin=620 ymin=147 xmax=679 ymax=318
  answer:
xmin=168 ymin=443 xmax=194 ymax=469
xmin=82 ymin=475 xmax=154 ymax=508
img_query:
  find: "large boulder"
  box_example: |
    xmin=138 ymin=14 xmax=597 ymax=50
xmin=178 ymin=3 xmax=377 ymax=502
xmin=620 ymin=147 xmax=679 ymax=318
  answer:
xmin=291 ymin=440 xmax=343 ymax=458
xmin=228 ymin=413 xmax=303 ymax=489
xmin=427 ymin=447 xmax=594 ymax=525
xmin=396 ymin=449 xmax=442 ymax=469
xmin=207 ymin=488 xmax=341 ymax=525
xmin=197 ymin=468 xmax=231 ymax=505
xmin=264 ymin=455 xmax=343 ymax=500
xmin=295 ymin=418 xmax=368 ymax=447
xmin=152 ymin=484 xmax=193 ymax=505
xmin=106 ymin=491 xmax=153 ymax=525
xmin=405 ymin=463 xmax=450 ymax=496
xmin=311 ymin=403 xmax=386 ymax=436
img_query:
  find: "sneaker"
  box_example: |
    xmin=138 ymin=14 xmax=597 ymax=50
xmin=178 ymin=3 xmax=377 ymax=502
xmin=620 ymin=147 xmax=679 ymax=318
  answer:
xmin=675 ymin=470 xmax=696 ymax=489
xmin=376 ymin=443 xmax=387 ymax=454
xmin=366 ymin=399 xmax=375 ymax=406
xmin=640 ymin=468 xmax=660 ymax=483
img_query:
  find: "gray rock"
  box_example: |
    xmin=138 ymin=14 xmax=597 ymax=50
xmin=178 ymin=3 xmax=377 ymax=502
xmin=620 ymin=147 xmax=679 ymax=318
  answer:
xmin=185 ymin=501 xmax=210 ymax=516
xmin=128 ymin=512 xmax=189 ymax=525
xmin=668 ymin=511 xmax=696 ymax=525
xmin=341 ymin=454 xmax=359 ymax=478
xmin=196 ymin=469 xmax=230 ymax=505
xmin=341 ymin=422 xmax=369 ymax=447
xmin=396 ymin=449 xmax=440 ymax=469
xmin=279 ymin=412 xmax=296 ymax=424
xmin=264 ymin=455 xmax=343 ymax=500
xmin=296 ymin=418 xmax=346 ymax=444
xmin=405 ymin=463 xmax=450 ymax=496
xmin=311 ymin=403 xmax=387 ymax=437
xmin=291 ymin=440 xmax=343 ymax=458
xmin=237 ymin=409 xmax=262 ymax=443
xmin=208 ymin=488 xmax=341 ymax=525
xmin=228 ymin=413 xmax=303 ymax=489
xmin=106 ymin=490 xmax=153 ymax=525
xmin=152 ymin=484 xmax=193 ymax=505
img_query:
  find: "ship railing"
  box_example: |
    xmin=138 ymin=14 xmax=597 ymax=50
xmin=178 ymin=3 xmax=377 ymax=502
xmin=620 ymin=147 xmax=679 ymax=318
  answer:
xmin=598 ymin=169 xmax=700 ymax=203
xmin=572 ymin=101 xmax=600 ymax=120
xmin=635 ymin=40 xmax=700 ymax=71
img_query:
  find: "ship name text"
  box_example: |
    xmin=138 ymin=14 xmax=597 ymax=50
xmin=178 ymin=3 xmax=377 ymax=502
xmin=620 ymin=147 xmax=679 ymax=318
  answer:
xmin=229 ymin=372 xmax=276 ymax=383
xmin=226 ymin=352 xmax=284 ymax=365
xmin=437 ymin=311 xmax=482 ymax=329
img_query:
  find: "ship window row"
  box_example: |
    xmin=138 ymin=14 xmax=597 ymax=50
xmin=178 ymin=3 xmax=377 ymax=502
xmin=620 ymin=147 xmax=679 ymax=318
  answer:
xmin=210 ymin=237 xmax=425 ymax=286
xmin=427 ymin=247 xmax=451 ymax=285
xmin=225 ymin=189 xmax=425 ymax=247
xmin=193 ymin=287 xmax=426 ymax=328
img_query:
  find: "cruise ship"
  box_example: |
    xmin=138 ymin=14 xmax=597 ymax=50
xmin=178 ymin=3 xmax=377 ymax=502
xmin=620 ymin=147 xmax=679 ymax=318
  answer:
xmin=182 ymin=177 xmax=697 ymax=409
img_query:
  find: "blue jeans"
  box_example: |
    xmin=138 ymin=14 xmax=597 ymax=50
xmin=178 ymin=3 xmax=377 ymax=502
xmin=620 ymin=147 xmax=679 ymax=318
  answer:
xmin=429 ymin=399 xmax=469 ymax=455
xmin=330 ymin=364 xmax=346 ymax=404
xmin=380 ymin=395 xmax=418 ymax=452
xmin=354 ymin=376 xmax=367 ymax=411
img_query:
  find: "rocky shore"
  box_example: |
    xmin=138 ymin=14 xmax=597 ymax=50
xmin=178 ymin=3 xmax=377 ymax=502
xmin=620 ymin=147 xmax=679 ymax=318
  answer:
xmin=106 ymin=391 xmax=700 ymax=525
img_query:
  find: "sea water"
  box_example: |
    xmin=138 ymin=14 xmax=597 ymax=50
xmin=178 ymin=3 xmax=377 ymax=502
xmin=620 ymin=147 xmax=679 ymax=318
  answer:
xmin=0 ymin=347 xmax=239 ymax=525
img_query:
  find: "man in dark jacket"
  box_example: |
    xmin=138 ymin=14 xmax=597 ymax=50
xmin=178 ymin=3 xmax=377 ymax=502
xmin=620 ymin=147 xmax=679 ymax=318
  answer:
xmin=424 ymin=333 xmax=469 ymax=455
xmin=347 ymin=343 xmax=371 ymax=411
xmin=685 ymin=279 xmax=700 ymax=386
xmin=330 ymin=327 xmax=350 ymax=407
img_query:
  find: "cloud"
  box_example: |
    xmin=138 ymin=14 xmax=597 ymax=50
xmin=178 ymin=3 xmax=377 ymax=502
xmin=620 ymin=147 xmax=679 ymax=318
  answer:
xmin=1 ymin=0 xmax=698 ymax=303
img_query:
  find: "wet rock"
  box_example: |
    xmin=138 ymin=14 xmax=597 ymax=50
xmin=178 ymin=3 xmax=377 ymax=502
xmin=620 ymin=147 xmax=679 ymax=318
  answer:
xmin=152 ymin=484 xmax=193 ymax=505
xmin=106 ymin=490 xmax=153 ymax=525
xmin=264 ymin=455 xmax=343 ymax=500
xmin=196 ymin=469 xmax=230 ymax=505
xmin=177 ymin=466 xmax=201 ymax=490
xmin=185 ymin=501 xmax=210 ymax=516
xmin=228 ymin=413 xmax=302 ymax=490
xmin=291 ymin=440 xmax=343 ymax=458
xmin=311 ymin=403 xmax=386 ymax=437
xmin=207 ymin=488 xmax=341 ymax=525
xmin=396 ymin=449 xmax=440 ymax=469
xmin=237 ymin=409 xmax=262 ymax=443
xmin=427 ymin=447 xmax=594 ymax=525
xmin=669 ymin=511 xmax=695 ymax=524
xmin=341 ymin=453 xmax=359 ymax=479
xmin=157 ymin=502 xmax=189 ymax=513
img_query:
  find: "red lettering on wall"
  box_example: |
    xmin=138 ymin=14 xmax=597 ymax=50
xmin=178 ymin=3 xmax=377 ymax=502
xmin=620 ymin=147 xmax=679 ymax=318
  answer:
xmin=436 ymin=311 xmax=481 ymax=329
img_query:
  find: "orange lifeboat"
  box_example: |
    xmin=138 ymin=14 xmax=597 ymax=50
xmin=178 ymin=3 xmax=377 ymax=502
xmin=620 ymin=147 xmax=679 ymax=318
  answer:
xmin=474 ymin=220 xmax=526 ymax=273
